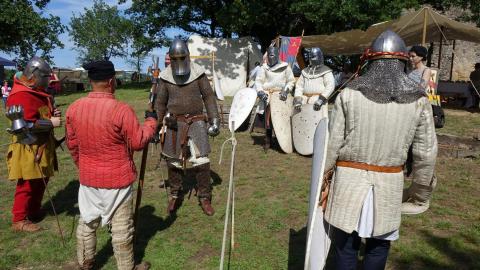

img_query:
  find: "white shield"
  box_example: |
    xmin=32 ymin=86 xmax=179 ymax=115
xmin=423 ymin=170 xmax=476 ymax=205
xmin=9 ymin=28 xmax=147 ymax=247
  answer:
xmin=228 ymin=87 xmax=257 ymax=132
xmin=292 ymin=104 xmax=327 ymax=156
xmin=270 ymin=92 xmax=294 ymax=153
xmin=304 ymin=117 xmax=332 ymax=270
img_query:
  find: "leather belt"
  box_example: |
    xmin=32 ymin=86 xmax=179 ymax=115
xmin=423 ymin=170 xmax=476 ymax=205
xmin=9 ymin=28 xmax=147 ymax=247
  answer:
xmin=303 ymin=93 xmax=320 ymax=97
xmin=172 ymin=114 xmax=207 ymax=165
xmin=336 ymin=160 xmax=403 ymax=173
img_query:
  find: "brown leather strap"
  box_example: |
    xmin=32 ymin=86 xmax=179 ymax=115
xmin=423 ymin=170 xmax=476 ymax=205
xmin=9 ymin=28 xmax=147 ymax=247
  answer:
xmin=175 ymin=114 xmax=207 ymax=160
xmin=303 ymin=93 xmax=320 ymax=97
xmin=266 ymin=89 xmax=281 ymax=95
xmin=34 ymin=143 xmax=47 ymax=163
xmin=176 ymin=114 xmax=207 ymax=124
xmin=336 ymin=160 xmax=403 ymax=173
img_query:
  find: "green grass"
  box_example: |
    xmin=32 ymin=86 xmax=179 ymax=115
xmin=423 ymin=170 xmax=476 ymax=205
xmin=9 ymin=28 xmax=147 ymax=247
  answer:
xmin=0 ymin=85 xmax=479 ymax=269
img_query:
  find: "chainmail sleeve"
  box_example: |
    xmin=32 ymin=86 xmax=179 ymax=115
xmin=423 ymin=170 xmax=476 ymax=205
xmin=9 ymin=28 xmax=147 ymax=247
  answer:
xmin=325 ymin=91 xmax=347 ymax=171
xmin=198 ymin=74 xmax=219 ymax=122
xmin=294 ymin=74 xmax=305 ymax=97
xmin=411 ymin=98 xmax=438 ymax=186
xmin=155 ymin=80 xmax=168 ymax=122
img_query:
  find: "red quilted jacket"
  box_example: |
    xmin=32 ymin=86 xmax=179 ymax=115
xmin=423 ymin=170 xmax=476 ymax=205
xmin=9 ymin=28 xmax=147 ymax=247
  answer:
xmin=65 ymin=92 xmax=156 ymax=188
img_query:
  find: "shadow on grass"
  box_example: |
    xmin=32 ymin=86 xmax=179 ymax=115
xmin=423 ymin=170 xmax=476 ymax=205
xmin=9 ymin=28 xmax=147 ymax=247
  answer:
xmin=95 ymin=205 xmax=177 ymax=269
xmin=288 ymin=227 xmax=306 ymax=270
xmin=42 ymin=180 xmax=79 ymax=217
xmin=288 ymin=226 xmax=340 ymax=270
xmin=393 ymin=229 xmax=480 ymax=270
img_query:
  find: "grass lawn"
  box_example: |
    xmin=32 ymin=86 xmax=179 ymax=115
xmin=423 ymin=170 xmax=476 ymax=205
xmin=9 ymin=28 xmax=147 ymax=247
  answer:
xmin=0 ymin=85 xmax=479 ymax=270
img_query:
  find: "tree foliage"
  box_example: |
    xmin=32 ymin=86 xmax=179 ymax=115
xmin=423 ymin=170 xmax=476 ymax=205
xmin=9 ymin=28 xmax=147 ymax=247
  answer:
xmin=69 ymin=0 xmax=132 ymax=62
xmin=0 ymin=0 xmax=65 ymax=64
xmin=127 ymin=0 xmax=480 ymax=52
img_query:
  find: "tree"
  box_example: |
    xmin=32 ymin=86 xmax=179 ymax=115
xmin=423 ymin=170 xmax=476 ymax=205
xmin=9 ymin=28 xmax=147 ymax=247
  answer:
xmin=69 ymin=0 xmax=132 ymax=62
xmin=0 ymin=0 xmax=65 ymax=64
xmin=126 ymin=0 xmax=480 ymax=53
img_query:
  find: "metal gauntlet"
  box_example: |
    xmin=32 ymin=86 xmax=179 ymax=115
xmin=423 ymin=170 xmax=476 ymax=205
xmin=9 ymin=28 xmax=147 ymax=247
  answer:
xmin=313 ymin=95 xmax=327 ymax=111
xmin=293 ymin=97 xmax=303 ymax=111
xmin=207 ymin=118 xmax=220 ymax=137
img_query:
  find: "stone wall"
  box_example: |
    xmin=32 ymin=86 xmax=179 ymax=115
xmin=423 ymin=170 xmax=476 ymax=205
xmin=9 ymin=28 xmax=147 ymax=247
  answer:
xmin=426 ymin=8 xmax=480 ymax=81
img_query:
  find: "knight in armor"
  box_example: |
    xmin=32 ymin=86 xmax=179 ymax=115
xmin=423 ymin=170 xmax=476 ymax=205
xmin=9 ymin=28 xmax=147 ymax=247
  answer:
xmin=5 ymin=56 xmax=62 ymax=232
xmin=294 ymin=47 xmax=335 ymax=111
xmin=254 ymin=46 xmax=295 ymax=150
xmin=155 ymin=38 xmax=220 ymax=216
xmin=323 ymin=30 xmax=437 ymax=268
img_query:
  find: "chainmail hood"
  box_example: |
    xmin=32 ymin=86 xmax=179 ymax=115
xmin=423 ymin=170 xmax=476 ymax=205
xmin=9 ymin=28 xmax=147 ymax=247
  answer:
xmin=347 ymin=59 xmax=425 ymax=104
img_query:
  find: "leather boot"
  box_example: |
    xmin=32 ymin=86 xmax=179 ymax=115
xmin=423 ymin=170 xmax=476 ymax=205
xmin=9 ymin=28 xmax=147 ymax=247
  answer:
xmin=78 ymin=259 xmax=94 ymax=270
xmin=199 ymin=198 xmax=215 ymax=216
xmin=11 ymin=219 xmax=41 ymax=232
xmin=167 ymin=163 xmax=183 ymax=214
xmin=134 ymin=261 xmax=151 ymax=270
xmin=167 ymin=196 xmax=183 ymax=215
xmin=195 ymin=163 xmax=214 ymax=216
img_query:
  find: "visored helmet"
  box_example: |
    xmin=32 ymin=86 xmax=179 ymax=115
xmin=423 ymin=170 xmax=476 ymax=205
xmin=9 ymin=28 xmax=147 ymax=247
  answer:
xmin=267 ymin=46 xmax=279 ymax=67
xmin=308 ymin=47 xmax=324 ymax=67
xmin=23 ymin=56 xmax=52 ymax=89
xmin=169 ymin=38 xmax=190 ymax=76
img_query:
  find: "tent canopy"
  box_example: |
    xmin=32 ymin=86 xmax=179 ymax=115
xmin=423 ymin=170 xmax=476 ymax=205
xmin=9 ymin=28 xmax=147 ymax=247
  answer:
xmin=0 ymin=56 xmax=16 ymax=66
xmin=301 ymin=7 xmax=480 ymax=55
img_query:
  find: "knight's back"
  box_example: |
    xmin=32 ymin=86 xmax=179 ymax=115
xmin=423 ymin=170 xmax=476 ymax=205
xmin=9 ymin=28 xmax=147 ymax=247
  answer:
xmin=334 ymin=88 xmax=431 ymax=166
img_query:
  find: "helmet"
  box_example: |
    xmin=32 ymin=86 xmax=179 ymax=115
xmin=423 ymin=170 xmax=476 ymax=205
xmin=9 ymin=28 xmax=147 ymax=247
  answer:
xmin=23 ymin=56 xmax=52 ymax=90
xmin=309 ymin=47 xmax=324 ymax=66
xmin=267 ymin=47 xmax=279 ymax=67
xmin=169 ymin=38 xmax=190 ymax=76
xmin=366 ymin=30 xmax=408 ymax=61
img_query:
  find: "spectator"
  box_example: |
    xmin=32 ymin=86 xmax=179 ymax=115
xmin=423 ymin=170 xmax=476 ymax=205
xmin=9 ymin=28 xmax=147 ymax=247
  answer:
xmin=408 ymin=45 xmax=431 ymax=93
xmin=1 ymin=80 xmax=11 ymax=109
xmin=469 ymin=63 xmax=480 ymax=108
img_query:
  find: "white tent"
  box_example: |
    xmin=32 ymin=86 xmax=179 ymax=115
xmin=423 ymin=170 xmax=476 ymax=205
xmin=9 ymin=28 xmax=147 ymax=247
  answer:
xmin=187 ymin=35 xmax=263 ymax=96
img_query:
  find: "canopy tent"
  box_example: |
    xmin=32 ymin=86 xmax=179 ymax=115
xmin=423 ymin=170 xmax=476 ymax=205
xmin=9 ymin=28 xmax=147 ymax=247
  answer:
xmin=301 ymin=7 xmax=480 ymax=55
xmin=187 ymin=35 xmax=263 ymax=96
xmin=0 ymin=56 xmax=15 ymax=66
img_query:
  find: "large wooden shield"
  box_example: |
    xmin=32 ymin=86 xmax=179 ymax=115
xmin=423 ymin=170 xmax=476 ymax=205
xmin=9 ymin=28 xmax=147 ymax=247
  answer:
xmin=269 ymin=92 xmax=294 ymax=153
xmin=304 ymin=118 xmax=331 ymax=270
xmin=228 ymin=87 xmax=257 ymax=132
xmin=292 ymin=104 xmax=325 ymax=156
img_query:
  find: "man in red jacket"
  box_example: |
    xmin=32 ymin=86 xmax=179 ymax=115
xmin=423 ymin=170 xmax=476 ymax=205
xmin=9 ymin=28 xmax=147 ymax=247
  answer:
xmin=65 ymin=60 xmax=156 ymax=270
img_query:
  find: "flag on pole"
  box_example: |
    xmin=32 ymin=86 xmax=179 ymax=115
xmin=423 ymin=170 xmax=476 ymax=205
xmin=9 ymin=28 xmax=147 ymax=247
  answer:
xmin=279 ymin=36 xmax=302 ymax=66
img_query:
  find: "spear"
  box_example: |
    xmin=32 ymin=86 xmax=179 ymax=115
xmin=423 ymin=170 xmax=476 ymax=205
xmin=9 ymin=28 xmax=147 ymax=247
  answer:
xmin=133 ymin=56 xmax=160 ymax=240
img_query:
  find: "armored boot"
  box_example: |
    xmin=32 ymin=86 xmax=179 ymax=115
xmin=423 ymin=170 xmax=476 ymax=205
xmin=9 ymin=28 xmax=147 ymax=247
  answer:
xmin=167 ymin=164 xmax=184 ymax=215
xmin=195 ymin=163 xmax=214 ymax=216
xmin=402 ymin=176 xmax=436 ymax=215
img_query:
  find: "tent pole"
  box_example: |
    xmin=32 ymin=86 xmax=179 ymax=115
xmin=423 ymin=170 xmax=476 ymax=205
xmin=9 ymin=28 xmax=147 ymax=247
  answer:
xmin=449 ymin=40 xmax=456 ymax=81
xmin=438 ymin=27 xmax=443 ymax=68
xmin=422 ymin=7 xmax=428 ymax=46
